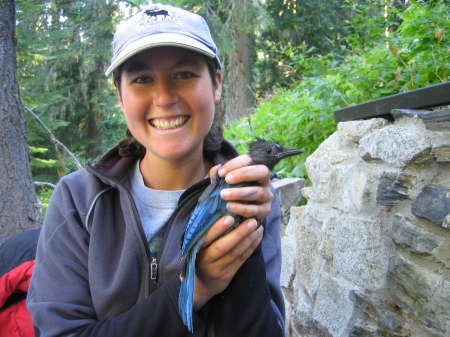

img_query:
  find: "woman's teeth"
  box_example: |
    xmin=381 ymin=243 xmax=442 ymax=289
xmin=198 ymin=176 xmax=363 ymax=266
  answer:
xmin=150 ymin=116 xmax=189 ymax=130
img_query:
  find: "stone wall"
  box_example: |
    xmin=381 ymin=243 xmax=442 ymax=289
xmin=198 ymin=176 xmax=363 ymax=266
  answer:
xmin=281 ymin=109 xmax=450 ymax=337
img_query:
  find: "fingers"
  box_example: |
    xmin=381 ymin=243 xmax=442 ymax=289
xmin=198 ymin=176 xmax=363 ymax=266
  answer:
xmin=221 ymin=159 xmax=271 ymax=187
xmin=218 ymin=154 xmax=254 ymax=178
xmin=221 ymin=183 xmax=273 ymax=219
xmin=217 ymin=219 xmax=263 ymax=268
xmin=193 ymin=217 xmax=264 ymax=309
xmin=200 ymin=216 xmax=235 ymax=248
xmin=226 ymin=200 xmax=272 ymax=219
xmin=208 ymin=154 xmax=273 ymax=224
xmin=209 ymin=156 xmax=269 ymax=184
xmin=208 ymin=165 xmax=221 ymax=183
xmin=198 ymin=218 xmax=264 ymax=274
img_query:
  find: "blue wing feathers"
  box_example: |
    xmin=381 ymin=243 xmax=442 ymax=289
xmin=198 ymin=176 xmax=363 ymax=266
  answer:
xmin=179 ymin=176 xmax=252 ymax=332
xmin=178 ymin=242 xmax=200 ymax=333
xmin=180 ymin=177 xmax=230 ymax=254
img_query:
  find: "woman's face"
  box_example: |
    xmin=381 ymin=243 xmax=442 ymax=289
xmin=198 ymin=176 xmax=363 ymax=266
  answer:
xmin=117 ymin=47 xmax=222 ymax=163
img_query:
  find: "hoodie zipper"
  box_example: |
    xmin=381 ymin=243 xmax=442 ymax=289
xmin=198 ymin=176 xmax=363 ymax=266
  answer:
xmin=150 ymin=179 xmax=209 ymax=292
xmin=150 ymin=257 xmax=158 ymax=280
xmin=86 ymin=162 xmax=155 ymax=295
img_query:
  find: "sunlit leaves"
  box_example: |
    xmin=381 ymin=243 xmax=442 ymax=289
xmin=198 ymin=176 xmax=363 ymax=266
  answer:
xmin=225 ymin=0 xmax=449 ymax=180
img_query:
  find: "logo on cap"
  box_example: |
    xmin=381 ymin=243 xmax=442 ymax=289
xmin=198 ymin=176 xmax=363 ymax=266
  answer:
xmin=144 ymin=9 xmax=169 ymax=18
xmin=139 ymin=7 xmax=181 ymax=28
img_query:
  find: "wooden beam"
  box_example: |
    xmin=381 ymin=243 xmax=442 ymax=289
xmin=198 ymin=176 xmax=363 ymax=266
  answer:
xmin=334 ymin=82 xmax=450 ymax=122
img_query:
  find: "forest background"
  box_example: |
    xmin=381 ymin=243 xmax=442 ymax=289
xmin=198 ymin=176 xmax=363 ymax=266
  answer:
xmin=2 ymin=0 xmax=449 ymax=237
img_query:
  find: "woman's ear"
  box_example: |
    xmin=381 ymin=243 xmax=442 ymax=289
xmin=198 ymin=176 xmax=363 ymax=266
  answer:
xmin=214 ymin=70 xmax=223 ymax=104
xmin=115 ymin=83 xmax=124 ymax=110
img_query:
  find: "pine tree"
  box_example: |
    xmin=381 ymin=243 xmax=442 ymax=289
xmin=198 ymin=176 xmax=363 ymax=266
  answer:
xmin=0 ymin=0 xmax=41 ymax=242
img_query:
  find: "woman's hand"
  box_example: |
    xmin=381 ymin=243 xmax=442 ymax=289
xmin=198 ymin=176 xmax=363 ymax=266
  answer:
xmin=213 ymin=154 xmax=274 ymax=221
xmin=193 ymin=216 xmax=264 ymax=310
xmin=191 ymin=154 xmax=273 ymax=310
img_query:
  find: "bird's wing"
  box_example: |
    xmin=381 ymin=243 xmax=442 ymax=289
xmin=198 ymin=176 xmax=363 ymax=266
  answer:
xmin=180 ymin=177 xmax=228 ymax=255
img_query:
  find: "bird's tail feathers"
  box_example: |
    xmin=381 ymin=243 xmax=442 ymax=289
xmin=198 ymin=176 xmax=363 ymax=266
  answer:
xmin=178 ymin=255 xmax=187 ymax=277
xmin=178 ymin=251 xmax=196 ymax=333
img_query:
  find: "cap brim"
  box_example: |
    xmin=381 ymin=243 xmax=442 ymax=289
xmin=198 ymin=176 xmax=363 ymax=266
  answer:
xmin=105 ymin=33 xmax=217 ymax=76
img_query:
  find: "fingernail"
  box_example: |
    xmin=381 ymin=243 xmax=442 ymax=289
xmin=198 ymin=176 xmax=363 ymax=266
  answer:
xmin=257 ymin=225 xmax=264 ymax=233
xmin=220 ymin=189 xmax=230 ymax=199
xmin=247 ymin=219 xmax=258 ymax=230
xmin=224 ymin=216 xmax=234 ymax=227
xmin=218 ymin=168 xmax=226 ymax=177
xmin=225 ymin=173 xmax=234 ymax=184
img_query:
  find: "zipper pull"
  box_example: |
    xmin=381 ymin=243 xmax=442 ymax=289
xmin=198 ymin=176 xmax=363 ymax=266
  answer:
xmin=150 ymin=258 xmax=158 ymax=280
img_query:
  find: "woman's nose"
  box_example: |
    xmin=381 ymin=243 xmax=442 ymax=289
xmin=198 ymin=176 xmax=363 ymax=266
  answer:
xmin=153 ymin=79 xmax=178 ymax=108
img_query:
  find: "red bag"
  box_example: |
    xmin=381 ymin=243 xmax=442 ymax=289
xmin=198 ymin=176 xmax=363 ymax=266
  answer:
xmin=0 ymin=260 xmax=35 ymax=337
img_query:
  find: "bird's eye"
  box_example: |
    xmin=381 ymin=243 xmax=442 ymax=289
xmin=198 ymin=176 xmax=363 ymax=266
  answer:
xmin=266 ymin=147 xmax=274 ymax=154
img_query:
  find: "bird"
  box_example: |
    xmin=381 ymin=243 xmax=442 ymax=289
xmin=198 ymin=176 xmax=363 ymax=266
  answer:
xmin=178 ymin=138 xmax=304 ymax=333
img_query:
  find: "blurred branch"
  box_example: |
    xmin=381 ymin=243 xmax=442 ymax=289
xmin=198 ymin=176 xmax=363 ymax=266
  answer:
xmin=34 ymin=181 xmax=56 ymax=189
xmin=25 ymin=106 xmax=83 ymax=170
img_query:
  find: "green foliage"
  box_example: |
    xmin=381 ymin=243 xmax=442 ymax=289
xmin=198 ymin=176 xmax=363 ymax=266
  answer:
xmin=224 ymin=73 xmax=338 ymax=179
xmin=17 ymin=0 xmax=121 ymax=183
xmin=16 ymin=0 xmax=449 ymax=187
xmin=35 ymin=187 xmax=54 ymax=219
xmin=226 ymin=0 xmax=449 ymax=179
xmin=392 ymin=0 xmax=449 ymax=86
xmin=339 ymin=0 xmax=449 ymax=98
xmin=101 ymin=112 xmax=128 ymax=154
xmin=24 ymin=109 xmax=72 ymax=183
xmin=256 ymin=0 xmax=359 ymax=91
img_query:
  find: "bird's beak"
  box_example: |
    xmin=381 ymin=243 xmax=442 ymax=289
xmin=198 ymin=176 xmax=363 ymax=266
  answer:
xmin=276 ymin=148 xmax=304 ymax=160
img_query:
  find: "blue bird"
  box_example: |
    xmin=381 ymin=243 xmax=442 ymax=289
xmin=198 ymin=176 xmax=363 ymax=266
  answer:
xmin=178 ymin=138 xmax=304 ymax=333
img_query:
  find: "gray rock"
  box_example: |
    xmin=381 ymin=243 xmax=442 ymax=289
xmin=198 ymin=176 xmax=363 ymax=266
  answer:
xmin=352 ymin=290 xmax=409 ymax=336
xmin=272 ymin=178 xmax=306 ymax=215
xmin=390 ymin=214 xmax=439 ymax=255
xmin=333 ymin=215 xmax=389 ymax=291
xmin=391 ymin=109 xmax=429 ymax=120
xmin=376 ymin=172 xmax=411 ymax=205
xmin=419 ymin=108 xmax=450 ymax=131
xmin=387 ymin=255 xmax=450 ymax=335
xmin=312 ymin=274 xmax=356 ymax=336
xmin=432 ymin=145 xmax=450 ymax=163
xmin=411 ymin=184 xmax=450 ymax=229
xmin=392 ymin=108 xmax=450 ymax=131
xmin=338 ymin=119 xmax=389 ymax=147
xmin=410 ymin=236 xmax=439 ymax=255
xmin=358 ymin=125 xmax=431 ymax=168
xmin=283 ymin=113 xmax=450 ymax=337
xmin=390 ymin=214 xmax=415 ymax=245
xmin=349 ymin=325 xmax=392 ymax=337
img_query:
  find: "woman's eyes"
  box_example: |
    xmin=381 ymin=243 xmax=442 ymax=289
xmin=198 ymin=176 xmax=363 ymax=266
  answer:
xmin=177 ymin=71 xmax=193 ymax=79
xmin=132 ymin=72 xmax=194 ymax=83
xmin=134 ymin=76 xmax=152 ymax=84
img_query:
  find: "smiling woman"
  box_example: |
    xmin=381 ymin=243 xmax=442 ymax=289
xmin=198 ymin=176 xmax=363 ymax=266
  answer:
xmin=116 ymin=47 xmax=221 ymax=188
xmin=27 ymin=3 xmax=286 ymax=337
xmin=114 ymin=50 xmax=224 ymax=164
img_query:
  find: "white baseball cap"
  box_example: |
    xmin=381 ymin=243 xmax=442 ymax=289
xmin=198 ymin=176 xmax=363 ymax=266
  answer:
xmin=105 ymin=3 xmax=221 ymax=76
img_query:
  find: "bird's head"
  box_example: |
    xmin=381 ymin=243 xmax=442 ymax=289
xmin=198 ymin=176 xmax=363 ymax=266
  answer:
xmin=248 ymin=138 xmax=304 ymax=171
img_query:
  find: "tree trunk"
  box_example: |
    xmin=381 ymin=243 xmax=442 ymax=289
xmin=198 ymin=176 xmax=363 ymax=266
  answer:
xmin=0 ymin=0 xmax=41 ymax=243
xmin=225 ymin=26 xmax=254 ymax=122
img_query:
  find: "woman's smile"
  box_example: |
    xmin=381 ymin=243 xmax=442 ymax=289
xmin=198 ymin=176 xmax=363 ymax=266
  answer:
xmin=149 ymin=115 xmax=190 ymax=130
